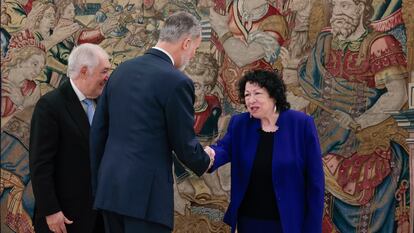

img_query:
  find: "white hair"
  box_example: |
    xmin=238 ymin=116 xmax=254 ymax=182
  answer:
xmin=67 ymin=43 xmax=109 ymax=79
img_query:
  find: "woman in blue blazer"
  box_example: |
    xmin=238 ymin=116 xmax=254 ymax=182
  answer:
xmin=205 ymin=70 xmax=324 ymax=233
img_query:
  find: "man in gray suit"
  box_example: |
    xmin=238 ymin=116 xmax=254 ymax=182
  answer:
xmin=90 ymin=12 xmax=214 ymax=233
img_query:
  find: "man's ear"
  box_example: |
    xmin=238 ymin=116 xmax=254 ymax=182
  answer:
xmin=182 ymin=37 xmax=191 ymax=50
xmin=79 ymin=66 xmax=88 ymax=78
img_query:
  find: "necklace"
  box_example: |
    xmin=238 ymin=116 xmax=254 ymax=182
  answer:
xmin=262 ymin=125 xmax=279 ymax=132
xmin=261 ymin=113 xmax=279 ymax=132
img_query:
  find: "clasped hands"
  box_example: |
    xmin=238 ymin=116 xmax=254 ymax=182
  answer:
xmin=204 ymin=146 xmax=215 ymax=170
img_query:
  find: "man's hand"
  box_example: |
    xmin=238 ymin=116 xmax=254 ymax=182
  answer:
xmin=46 ymin=211 xmax=73 ymax=233
xmin=204 ymin=146 xmax=215 ymax=158
xmin=204 ymin=146 xmax=216 ymax=170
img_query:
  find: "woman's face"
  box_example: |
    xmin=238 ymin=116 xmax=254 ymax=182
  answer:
xmin=39 ymin=7 xmax=56 ymax=29
xmin=62 ymin=3 xmax=75 ymax=20
xmin=244 ymin=82 xmax=275 ymax=119
xmin=19 ymin=54 xmax=45 ymax=79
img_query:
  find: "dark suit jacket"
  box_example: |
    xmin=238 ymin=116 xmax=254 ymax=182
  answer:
xmin=209 ymin=110 xmax=325 ymax=233
xmin=90 ymin=48 xmax=210 ymax=229
xmin=29 ymin=80 xmax=99 ymax=233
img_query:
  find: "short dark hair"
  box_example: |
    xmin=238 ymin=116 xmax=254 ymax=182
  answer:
xmin=238 ymin=70 xmax=290 ymax=112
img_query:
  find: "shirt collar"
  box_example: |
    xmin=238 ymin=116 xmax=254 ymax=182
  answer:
xmin=69 ymin=78 xmax=86 ymax=102
xmin=152 ymin=46 xmax=175 ymax=65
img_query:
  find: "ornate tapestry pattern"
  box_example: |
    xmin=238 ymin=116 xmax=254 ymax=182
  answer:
xmin=1 ymin=0 xmax=412 ymax=232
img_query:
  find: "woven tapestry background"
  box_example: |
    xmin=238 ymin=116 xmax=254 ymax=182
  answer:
xmin=1 ymin=0 xmax=413 ymax=232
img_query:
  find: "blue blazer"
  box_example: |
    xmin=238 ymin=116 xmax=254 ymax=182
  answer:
xmin=90 ymin=48 xmax=210 ymax=229
xmin=210 ymin=110 xmax=324 ymax=233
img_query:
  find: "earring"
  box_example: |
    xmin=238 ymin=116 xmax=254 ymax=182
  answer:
xmin=274 ymin=105 xmax=277 ymax=113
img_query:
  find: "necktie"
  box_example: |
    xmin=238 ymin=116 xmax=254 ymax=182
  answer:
xmin=82 ymin=99 xmax=95 ymax=125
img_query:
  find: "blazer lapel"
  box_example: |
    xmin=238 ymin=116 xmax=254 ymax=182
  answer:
xmin=242 ymin=118 xmax=261 ymax=181
xmin=59 ymin=80 xmax=90 ymax=141
xmin=272 ymin=111 xmax=284 ymax=185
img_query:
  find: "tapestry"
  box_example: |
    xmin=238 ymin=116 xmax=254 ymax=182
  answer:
xmin=1 ymin=0 xmax=412 ymax=232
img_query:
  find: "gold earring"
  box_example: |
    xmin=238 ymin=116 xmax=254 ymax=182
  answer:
xmin=274 ymin=105 xmax=277 ymax=113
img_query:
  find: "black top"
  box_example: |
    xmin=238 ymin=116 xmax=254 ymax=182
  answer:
xmin=239 ymin=129 xmax=279 ymax=220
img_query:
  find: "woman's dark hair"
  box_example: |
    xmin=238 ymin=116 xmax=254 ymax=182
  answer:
xmin=238 ymin=70 xmax=290 ymax=112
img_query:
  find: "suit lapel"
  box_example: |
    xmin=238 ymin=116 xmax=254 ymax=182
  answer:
xmin=272 ymin=111 xmax=284 ymax=184
xmin=59 ymin=80 xmax=90 ymax=141
xmin=243 ymin=118 xmax=260 ymax=181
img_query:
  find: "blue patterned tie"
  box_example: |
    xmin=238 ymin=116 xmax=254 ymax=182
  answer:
xmin=82 ymin=99 xmax=95 ymax=125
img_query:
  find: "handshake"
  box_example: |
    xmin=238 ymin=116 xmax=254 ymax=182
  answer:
xmin=204 ymin=146 xmax=216 ymax=170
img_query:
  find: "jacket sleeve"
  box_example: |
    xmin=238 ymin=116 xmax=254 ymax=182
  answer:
xmin=208 ymin=116 xmax=234 ymax=172
xmin=89 ymin=82 xmax=110 ymax=196
xmin=303 ymin=116 xmax=325 ymax=233
xmin=165 ymin=78 xmax=210 ymax=176
xmin=29 ymin=97 xmax=61 ymax=217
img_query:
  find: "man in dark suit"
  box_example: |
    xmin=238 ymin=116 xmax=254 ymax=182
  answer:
xmin=29 ymin=43 xmax=111 ymax=233
xmin=90 ymin=12 xmax=214 ymax=233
